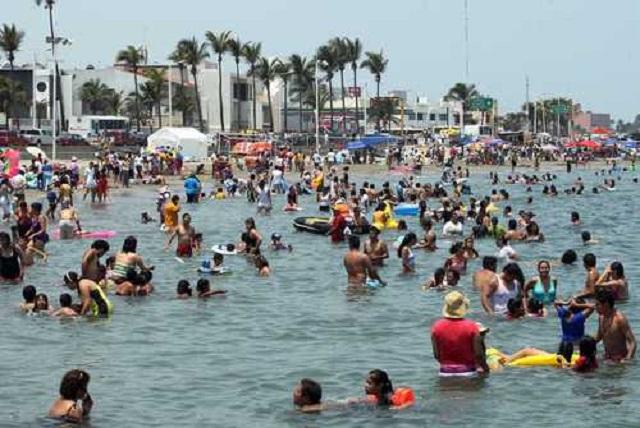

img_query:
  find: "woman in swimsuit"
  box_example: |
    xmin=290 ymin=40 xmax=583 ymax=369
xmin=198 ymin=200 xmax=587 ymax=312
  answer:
xmin=242 ymin=217 xmax=262 ymax=256
xmin=111 ymin=236 xmax=154 ymax=287
xmin=13 ymin=201 xmax=32 ymax=242
xmin=461 ymin=236 xmax=479 ymax=260
xmin=416 ymin=217 xmax=437 ymax=251
xmin=48 ymin=369 xmax=93 ymax=423
xmin=444 ymin=242 xmax=468 ymax=276
xmin=25 ymin=202 xmax=49 ymax=261
xmin=397 ymin=232 xmax=418 ymax=274
xmin=0 ymin=232 xmax=24 ymax=282
xmin=523 ymin=260 xmax=558 ymax=307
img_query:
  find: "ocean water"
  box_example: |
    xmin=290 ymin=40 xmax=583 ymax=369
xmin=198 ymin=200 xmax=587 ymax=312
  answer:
xmin=1 ymin=165 xmax=639 ymax=427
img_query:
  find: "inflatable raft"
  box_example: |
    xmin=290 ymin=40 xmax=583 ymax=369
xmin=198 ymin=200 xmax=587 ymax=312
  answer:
xmin=293 ymin=217 xmax=370 ymax=235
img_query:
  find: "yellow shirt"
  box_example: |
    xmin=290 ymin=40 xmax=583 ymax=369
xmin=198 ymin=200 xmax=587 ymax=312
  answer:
xmin=163 ymin=202 xmax=180 ymax=228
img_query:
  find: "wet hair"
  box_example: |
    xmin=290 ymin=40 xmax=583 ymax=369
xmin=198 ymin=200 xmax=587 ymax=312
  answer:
xmin=561 ymin=249 xmax=577 ymax=265
xmin=446 ymin=269 xmax=460 ymax=284
xmin=59 ymin=369 xmax=90 ymax=401
xmin=369 ymin=226 xmax=380 ymax=236
xmin=449 ymin=242 xmax=463 ymax=254
xmin=397 ymin=220 xmax=408 ymax=230
xmin=482 ymin=256 xmax=498 ymax=271
xmin=22 ymin=285 xmax=37 ymax=302
xmin=171 ymin=194 xmax=180 ymax=203
xmin=507 ymin=298 xmax=523 ymax=316
xmin=537 ymin=260 xmax=551 ymax=270
xmin=367 ymin=369 xmax=394 ymax=405
xmin=595 ymin=287 xmax=615 ymax=307
xmin=177 ymin=280 xmax=192 ymax=296
xmin=434 ymin=267 xmax=446 ymax=283
xmin=397 ymin=232 xmax=417 ymax=258
xmin=527 ymin=298 xmax=543 ymax=314
xmin=581 ymin=231 xmax=591 ymax=242
xmin=348 ymin=235 xmax=360 ymax=250
xmin=91 ymin=240 xmax=110 ymax=252
xmin=571 ymin=211 xmax=580 ymax=222
xmin=583 ymin=253 xmax=596 ymax=268
xmin=64 ymin=271 xmax=80 ymax=284
xmin=255 ymin=255 xmax=269 ymax=269
xmin=503 ymin=262 xmax=525 ymax=287
xmin=610 ymin=261 xmax=624 ymax=278
xmin=182 ymin=213 xmax=191 ymax=221
xmin=579 ymin=335 xmax=597 ymax=363
xmin=245 ymin=217 xmax=256 ymax=230
xmin=507 ymin=219 xmax=517 ymax=230
xmin=122 ymin=236 xmax=138 ymax=253
xmin=196 ymin=278 xmax=210 ymax=294
xmin=298 ymin=378 xmax=322 ymax=406
xmin=59 ymin=293 xmax=72 ymax=307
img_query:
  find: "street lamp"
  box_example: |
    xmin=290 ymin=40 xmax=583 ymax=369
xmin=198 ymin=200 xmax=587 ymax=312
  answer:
xmin=46 ymin=36 xmax=72 ymax=162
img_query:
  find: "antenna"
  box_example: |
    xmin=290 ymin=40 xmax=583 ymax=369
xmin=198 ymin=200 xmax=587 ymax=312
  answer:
xmin=464 ymin=0 xmax=469 ymax=81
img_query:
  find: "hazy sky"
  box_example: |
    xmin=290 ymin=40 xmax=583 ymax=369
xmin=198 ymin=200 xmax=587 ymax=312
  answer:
xmin=8 ymin=0 xmax=640 ymax=121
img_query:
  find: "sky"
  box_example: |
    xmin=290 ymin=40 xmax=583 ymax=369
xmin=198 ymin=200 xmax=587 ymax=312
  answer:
xmin=7 ymin=0 xmax=640 ymax=121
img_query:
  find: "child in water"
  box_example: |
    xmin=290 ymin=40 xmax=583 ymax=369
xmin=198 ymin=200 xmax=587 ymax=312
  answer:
xmin=255 ymin=255 xmax=271 ymax=277
xmin=573 ymin=336 xmax=598 ymax=372
xmin=52 ymin=293 xmax=78 ymax=318
xmin=20 ymin=285 xmax=37 ymax=313
xmin=176 ymin=280 xmax=193 ymax=298
xmin=195 ymin=278 xmax=227 ymax=298
xmin=141 ymin=212 xmax=155 ymax=224
xmin=270 ymin=233 xmax=292 ymax=251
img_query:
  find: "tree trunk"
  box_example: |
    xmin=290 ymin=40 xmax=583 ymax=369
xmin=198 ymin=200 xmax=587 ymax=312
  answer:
xmin=267 ymin=84 xmax=273 ymax=132
xmin=328 ymin=79 xmax=334 ymax=132
xmin=179 ymin=63 xmax=187 ymax=125
xmin=157 ymin=101 xmax=162 ymax=129
xmin=298 ymin=91 xmax=303 ymax=132
xmin=133 ymin=67 xmax=141 ymax=131
xmin=353 ymin=67 xmax=359 ymax=133
xmin=251 ymin=70 xmax=257 ymax=130
xmin=192 ymin=67 xmax=205 ymax=133
xmin=375 ymin=77 xmax=381 ymax=132
xmin=283 ymin=81 xmax=288 ymax=132
xmin=218 ymin=56 xmax=225 ymax=132
xmin=235 ymin=59 xmax=241 ymax=130
xmin=339 ymin=69 xmax=345 ymax=131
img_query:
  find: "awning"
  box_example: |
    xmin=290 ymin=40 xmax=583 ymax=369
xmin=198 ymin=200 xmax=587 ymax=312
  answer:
xmin=346 ymin=134 xmax=398 ymax=150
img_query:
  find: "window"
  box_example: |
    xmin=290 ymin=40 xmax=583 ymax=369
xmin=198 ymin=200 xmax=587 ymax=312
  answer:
xmin=439 ymin=114 xmax=448 ymax=121
xmin=429 ymin=113 xmax=436 ymax=121
xmin=233 ymin=83 xmax=249 ymax=101
xmin=417 ymin=113 xmax=423 ymax=120
xmin=407 ymin=113 xmax=416 ymax=120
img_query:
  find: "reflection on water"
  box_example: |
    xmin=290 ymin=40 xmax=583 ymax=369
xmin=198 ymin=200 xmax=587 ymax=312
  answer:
xmin=1 ymin=167 xmax=640 ymax=426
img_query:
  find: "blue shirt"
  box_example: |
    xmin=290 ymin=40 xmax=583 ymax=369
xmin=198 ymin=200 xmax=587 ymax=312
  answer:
xmin=557 ymin=307 xmax=586 ymax=342
xmin=184 ymin=177 xmax=200 ymax=195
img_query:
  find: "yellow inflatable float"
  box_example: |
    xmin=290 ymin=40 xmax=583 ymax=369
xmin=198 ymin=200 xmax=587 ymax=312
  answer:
xmin=486 ymin=348 xmax=578 ymax=369
xmin=372 ymin=201 xmax=398 ymax=230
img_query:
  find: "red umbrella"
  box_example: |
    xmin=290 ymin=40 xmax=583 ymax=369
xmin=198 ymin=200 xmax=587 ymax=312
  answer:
xmin=566 ymin=140 xmax=601 ymax=149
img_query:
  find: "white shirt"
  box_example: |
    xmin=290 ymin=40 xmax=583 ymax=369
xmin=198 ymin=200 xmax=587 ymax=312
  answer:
xmin=442 ymin=221 xmax=463 ymax=236
xmin=497 ymin=245 xmax=517 ymax=260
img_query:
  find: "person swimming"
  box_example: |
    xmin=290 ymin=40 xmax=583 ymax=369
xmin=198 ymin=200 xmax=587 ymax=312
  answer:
xmin=195 ymin=278 xmax=227 ymax=298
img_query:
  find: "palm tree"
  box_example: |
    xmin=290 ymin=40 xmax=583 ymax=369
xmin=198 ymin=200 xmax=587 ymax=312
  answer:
xmin=170 ymin=37 xmax=209 ymax=132
xmin=317 ymin=44 xmax=337 ymax=131
xmin=255 ymin=57 xmax=279 ymax=132
xmin=115 ymin=45 xmax=145 ymax=131
xmin=0 ymin=76 xmax=28 ymax=128
xmin=226 ymin=36 xmax=243 ymax=130
xmin=274 ymin=60 xmax=291 ymax=132
xmin=35 ymin=0 xmax=66 ymax=131
xmin=329 ymin=37 xmax=348 ymax=129
xmin=344 ymin=37 xmax=362 ymax=131
xmin=302 ymin=83 xmax=329 ymax=112
xmin=369 ymin=97 xmax=398 ymax=131
xmin=205 ymin=30 xmax=232 ymax=132
xmin=105 ymin=90 xmax=124 ymax=116
xmin=144 ymin=69 xmax=166 ymax=128
xmin=289 ymin=54 xmax=315 ymax=132
xmin=444 ymin=82 xmax=479 ymax=125
xmin=241 ymin=42 xmax=261 ymax=130
xmin=79 ymin=79 xmax=110 ymax=114
xmin=173 ymin=87 xmax=196 ymax=125
xmin=139 ymin=83 xmax=158 ymax=132
xmin=0 ymin=24 xmax=25 ymax=70
xmin=360 ymin=50 xmax=388 ymax=99
xmin=168 ymin=46 xmax=188 ymax=126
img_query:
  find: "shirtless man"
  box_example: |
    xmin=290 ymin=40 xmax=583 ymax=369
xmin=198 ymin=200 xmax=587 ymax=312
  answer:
xmin=343 ymin=235 xmax=385 ymax=287
xmin=166 ymin=213 xmax=195 ymax=258
xmin=577 ymin=253 xmax=599 ymax=298
xmin=81 ymin=240 xmax=110 ymax=283
xmin=594 ymin=288 xmax=636 ymax=362
xmin=472 ymin=256 xmax=498 ymax=291
xmin=59 ymin=202 xmax=81 ymax=239
xmin=363 ymin=227 xmax=389 ymax=267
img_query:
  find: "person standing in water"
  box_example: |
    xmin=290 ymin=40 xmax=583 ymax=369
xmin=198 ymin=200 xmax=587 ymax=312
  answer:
xmin=48 ymin=369 xmax=93 ymax=423
xmin=363 ymin=227 xmax=389 ymax=267
xmin=594 ymin=288 xmax=636 ymax=363
xmin=343 ymin=235 xmax=385 ymax=287
xmin=166 ymin=213 xmax=196 ymax=258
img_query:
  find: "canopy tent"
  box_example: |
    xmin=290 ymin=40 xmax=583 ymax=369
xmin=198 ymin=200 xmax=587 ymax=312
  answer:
xmin=346 ymin=134 xmax=398 ymax=150
xmin=564 ymin=140 xmax=601 ymax=149
xmin=147 ymin=127 xmax=209 ymax=160
xmin=231 ymin=141 xmax=272 ymax=155
xmin=591 ymin=127 xmax=611 ymax=135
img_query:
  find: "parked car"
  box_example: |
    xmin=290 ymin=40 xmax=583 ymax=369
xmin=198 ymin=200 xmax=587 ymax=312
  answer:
xmin=19 ymin=128 xmax=53 ymax=145
xmin=57 ymin=132 xmax=89 ymax=146
xmin=0 ymin=130 xmax=29 ymax=147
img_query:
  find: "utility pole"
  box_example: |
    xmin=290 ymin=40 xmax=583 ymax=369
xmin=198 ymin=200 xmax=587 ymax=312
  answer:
xmin=525 ymin=75 xmax=530 ymax=131
xmin=464 ymin=0 xmax=470 ymax=81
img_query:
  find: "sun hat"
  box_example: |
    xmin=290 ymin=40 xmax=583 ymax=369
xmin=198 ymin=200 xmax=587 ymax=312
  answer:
xmin=442 ymin=290 xmax=470 ymax=319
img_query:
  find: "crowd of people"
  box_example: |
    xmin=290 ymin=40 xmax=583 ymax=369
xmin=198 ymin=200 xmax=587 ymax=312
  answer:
xmin=2 ymin=144 xmax=637 ymax=422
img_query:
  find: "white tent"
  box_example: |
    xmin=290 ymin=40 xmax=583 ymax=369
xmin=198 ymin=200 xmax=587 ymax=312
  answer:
xmin=146 ymin=127 xmax=209 ymax=160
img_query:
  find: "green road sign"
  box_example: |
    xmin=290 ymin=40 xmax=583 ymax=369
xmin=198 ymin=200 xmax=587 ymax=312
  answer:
xmin=551 ymin=104 xmax=569 ymax=114
xmin=469 ymin=97 xmax=494 ymax=111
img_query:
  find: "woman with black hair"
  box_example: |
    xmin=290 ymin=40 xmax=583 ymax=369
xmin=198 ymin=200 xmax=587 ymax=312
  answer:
xmin=397 ymin=232 xmax=417 ymax=274
xmin=362 ymin=369 xmax=415 ymax=409
xmin=48 ymin=369 xmax=93 ymax=423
